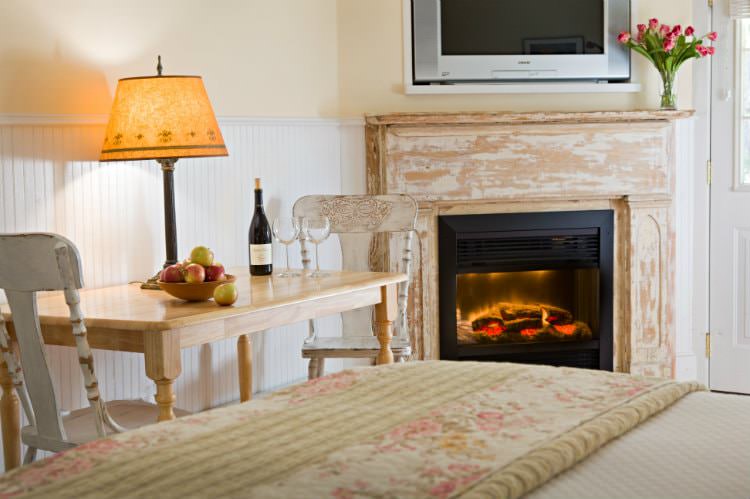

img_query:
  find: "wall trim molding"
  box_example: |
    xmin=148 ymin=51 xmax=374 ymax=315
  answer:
xmin=0 ymin=113 xmax=365 ymax=128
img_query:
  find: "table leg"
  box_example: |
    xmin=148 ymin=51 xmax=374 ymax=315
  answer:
xmin=237 ymin=334 xmax=252 ymax=402
xmin=145 ymin=330 xmax=181 ymax=422
xmin=0 ymin=358 xmax=20 ymax=471
xmin=0 ymin=359 xmax=20 ymax=471
xmin=375 ymin=284 xmax=398 ymax=365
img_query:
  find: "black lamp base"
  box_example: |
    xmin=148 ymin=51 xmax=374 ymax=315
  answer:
xmin=142 ymin=157 xmax=179 ymax=290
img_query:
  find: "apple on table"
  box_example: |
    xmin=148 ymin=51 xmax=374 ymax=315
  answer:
xmin=160 ymin=263 xmax=185 ymax=283
xmin=184 ymin=263 xmax=206 ymax=283
xmin=214 ymin=282 xmax=238 ymax=306
xmin=190 ymin=246 xmax=214 ymax=267
xmin=205 ymin=263 xmax=226 ymax=282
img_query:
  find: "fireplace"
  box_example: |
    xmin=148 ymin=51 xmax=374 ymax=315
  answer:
xmin=438 ymin=210 xmax=613 ymax=370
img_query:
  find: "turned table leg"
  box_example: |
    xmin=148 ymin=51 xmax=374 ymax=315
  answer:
xmin=237 ymin=334 xmax=252 ymax=402
xmin=0 ymin=358 xmax=20 ymax=471
xmin=375 ymin=284 xmax=398 ymax=365
xmin=145 ymin=330 xmax=181 ymax=422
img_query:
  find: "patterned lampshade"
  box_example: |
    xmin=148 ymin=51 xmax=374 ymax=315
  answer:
xmin=99 ymin=75 xmax=227 ymax=162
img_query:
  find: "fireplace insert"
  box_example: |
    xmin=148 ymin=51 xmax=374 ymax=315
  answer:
xmin=438 ymin=210 xmax=613 ymax=370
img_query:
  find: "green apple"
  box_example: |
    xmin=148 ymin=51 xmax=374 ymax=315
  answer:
xmin=213 ymin=282 xmax=238 ymax=306
xmin=189 ymin=246 xmax=214 ymax=267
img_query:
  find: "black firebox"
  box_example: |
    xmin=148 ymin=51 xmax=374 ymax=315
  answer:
xmin=438 ymin=210 xmax=613 ymax=370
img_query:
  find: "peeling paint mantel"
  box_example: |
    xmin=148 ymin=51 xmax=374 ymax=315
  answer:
xmin=365 ymin=109 xmax=694 ymax=378
xmin=365 ymin=110 xmax=694 ymax=126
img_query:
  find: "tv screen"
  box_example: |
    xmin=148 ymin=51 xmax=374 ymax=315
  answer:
xmin=440 ymin=0 xmax=605 ymax=55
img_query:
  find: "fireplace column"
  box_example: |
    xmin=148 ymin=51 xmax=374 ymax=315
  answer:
xmin=624 ymin=196 xmax=675 ymax=378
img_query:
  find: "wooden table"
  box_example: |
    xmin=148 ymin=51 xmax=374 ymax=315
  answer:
xmin=0 ymin=268 xmax=406 ymax=471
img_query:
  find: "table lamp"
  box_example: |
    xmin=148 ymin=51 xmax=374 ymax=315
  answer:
xmin=100 ymin=57 xmax=228 ymax=289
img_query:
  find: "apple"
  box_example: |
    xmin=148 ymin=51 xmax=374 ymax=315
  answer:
xmin=189 ymin=246 xmax=214 ymax=267
xmin=213 ymin=282 xmax=238 ymax=306
xmin=160 ymin=264 xmax=184 ymax=283
xmin=184 ymin=263 xmax=206 ymax=283
xmin=205 ymin=263 xmax=226 ymax=282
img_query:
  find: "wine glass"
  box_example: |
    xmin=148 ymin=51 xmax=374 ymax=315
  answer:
xmin=272 ymin=217 xmax=301 ymax=278
xmin=304 ymin=216 xmax=331 ymax=278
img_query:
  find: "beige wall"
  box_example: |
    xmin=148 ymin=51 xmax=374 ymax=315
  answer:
xmin=337 ymin=0 xmax=695 ymax=116
xmin=0 ymin=0 xmax=340 ymax=116
xmin=0 ymin=0 xmax=695 ymax=117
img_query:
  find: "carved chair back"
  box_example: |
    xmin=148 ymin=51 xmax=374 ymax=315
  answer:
xmin=0 ymin=233 xmax=120 ymax=446
xmin=293 ymin=195 xmax=418 ymax=340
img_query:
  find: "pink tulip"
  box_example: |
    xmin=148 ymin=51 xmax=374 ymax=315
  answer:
xmin=618 ymin=32 xmax=631 ymax=43
xmin=707 ymin=31 xmax=718 ymax=41
xmin=637 ymin=24 xmax=647 ymax=33
xmin=685 ymin=26 xmax=695 ymax=36
xmin=697 ymin=45 xmax=709 ymax=57
xmin=649 ymin=18 xmax=659 ymax=30
xmin=663 ymin=36 xmax=676 ymax=52
xmin=707 ymin=46 xmax=716 ymax=55
xmin=671 ymin=25 xmax=682 ymax=36
xmin=660 ymin=24 xmax=672 ymax=35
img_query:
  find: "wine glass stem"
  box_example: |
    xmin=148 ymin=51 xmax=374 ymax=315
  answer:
xmin=315 ymin=243 xmax=321 ymax=275
xmin=285 ymin=243 xmax=291 ymax=274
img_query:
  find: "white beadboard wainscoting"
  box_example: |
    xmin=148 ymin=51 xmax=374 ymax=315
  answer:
xmin=0 ymin=115 xmax=366 ymax=466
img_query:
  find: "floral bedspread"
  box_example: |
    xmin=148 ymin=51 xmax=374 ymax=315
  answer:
xmin=0 ymin=361 xmax=703 ymax=499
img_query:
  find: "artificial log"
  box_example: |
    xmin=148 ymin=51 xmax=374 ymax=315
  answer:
xmin=472 ymin=303 xmax=574 ymax=331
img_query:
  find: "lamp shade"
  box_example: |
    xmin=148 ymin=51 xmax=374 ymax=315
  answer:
xmin=99 ymin=75 xmax=227 ymax=162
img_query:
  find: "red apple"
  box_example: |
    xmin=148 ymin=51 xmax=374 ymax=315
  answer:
xmin=184 ymin=263 xmax=206 ymax=283
xmin=190 ymin=246 xmax=214 ymax=267
xmin=160 ymin=264 xmax=184 ymax=283
xmin=204 ymin=263 xmax=226 ymax=282
xmin=213 ymin=282 xmax=238 ymax=306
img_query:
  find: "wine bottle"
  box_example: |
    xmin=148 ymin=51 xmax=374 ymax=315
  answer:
xmin=249 ymin=178 xmax=272 ymax=276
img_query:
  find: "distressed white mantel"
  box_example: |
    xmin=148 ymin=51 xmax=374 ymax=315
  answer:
xmin=365 ymin=110 xmax=696 ymax=379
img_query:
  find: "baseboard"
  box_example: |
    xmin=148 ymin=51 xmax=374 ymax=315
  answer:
xmin=675 ymin=352 xmax=699 ymax=381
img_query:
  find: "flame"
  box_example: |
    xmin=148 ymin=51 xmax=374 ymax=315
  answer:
xmin=466 ymin=304 xmax=503 ymax=323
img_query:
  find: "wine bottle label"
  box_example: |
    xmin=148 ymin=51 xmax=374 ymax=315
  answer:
xmin=249 ymin=244 xmax=272 ymax=266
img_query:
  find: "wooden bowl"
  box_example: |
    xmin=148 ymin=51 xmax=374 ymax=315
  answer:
xmin=158 ymin=274 xmax=237 ymax=302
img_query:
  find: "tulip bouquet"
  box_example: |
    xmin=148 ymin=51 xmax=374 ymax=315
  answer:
xmin=618 ymin=19 xmax=717 ymax=109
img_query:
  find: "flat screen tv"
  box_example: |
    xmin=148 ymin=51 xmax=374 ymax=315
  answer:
xmin=412 ymin=0 xmax=631 ymax=84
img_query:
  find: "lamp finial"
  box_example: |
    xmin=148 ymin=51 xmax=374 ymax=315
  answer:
xmin=157 ymin=55 xmax=163 ymax=76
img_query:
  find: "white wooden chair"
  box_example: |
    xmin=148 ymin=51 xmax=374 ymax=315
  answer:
xmin=0 ymin=233 xmax=187 ymax=464
xmin=293 ymin=195 xmax=418 ymax=379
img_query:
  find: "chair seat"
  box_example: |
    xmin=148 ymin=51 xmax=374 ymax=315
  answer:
xmin=302 ymin=336 xmax=412 ymax=359
xmin=22 ymin=399 xmax=190 ymax=453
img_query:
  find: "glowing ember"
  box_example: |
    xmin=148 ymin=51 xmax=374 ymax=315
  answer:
xmin=457 ymin=302 xmax=593 ymax=345
xmin=553 ymin=324 xmax=578 ymax=335
xmin=478 ymin=321 xmax=506 ymax=336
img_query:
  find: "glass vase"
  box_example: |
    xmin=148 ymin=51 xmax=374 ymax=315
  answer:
xmin=659 ymin=73 xmax=677 ymax=110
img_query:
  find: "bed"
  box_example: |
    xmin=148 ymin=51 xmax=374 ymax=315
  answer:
xmin=0 ymin=361 xmax=747 ymax=499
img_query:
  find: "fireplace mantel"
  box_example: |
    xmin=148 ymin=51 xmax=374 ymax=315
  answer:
xmin=365 ymin=109 xmax=694 ymax=378
xmin=365 ymin=110 xmax=694 ymax=127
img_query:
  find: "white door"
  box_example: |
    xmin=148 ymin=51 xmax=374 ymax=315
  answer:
xmin=710 ymin=0 xmax=750 ymax=393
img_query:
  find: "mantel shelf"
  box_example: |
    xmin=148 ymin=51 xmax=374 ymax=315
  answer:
xmin=405 ymin=82 xmax=642 ymax=95
xmin=366 ymin=109 xmax=695 ymax=126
